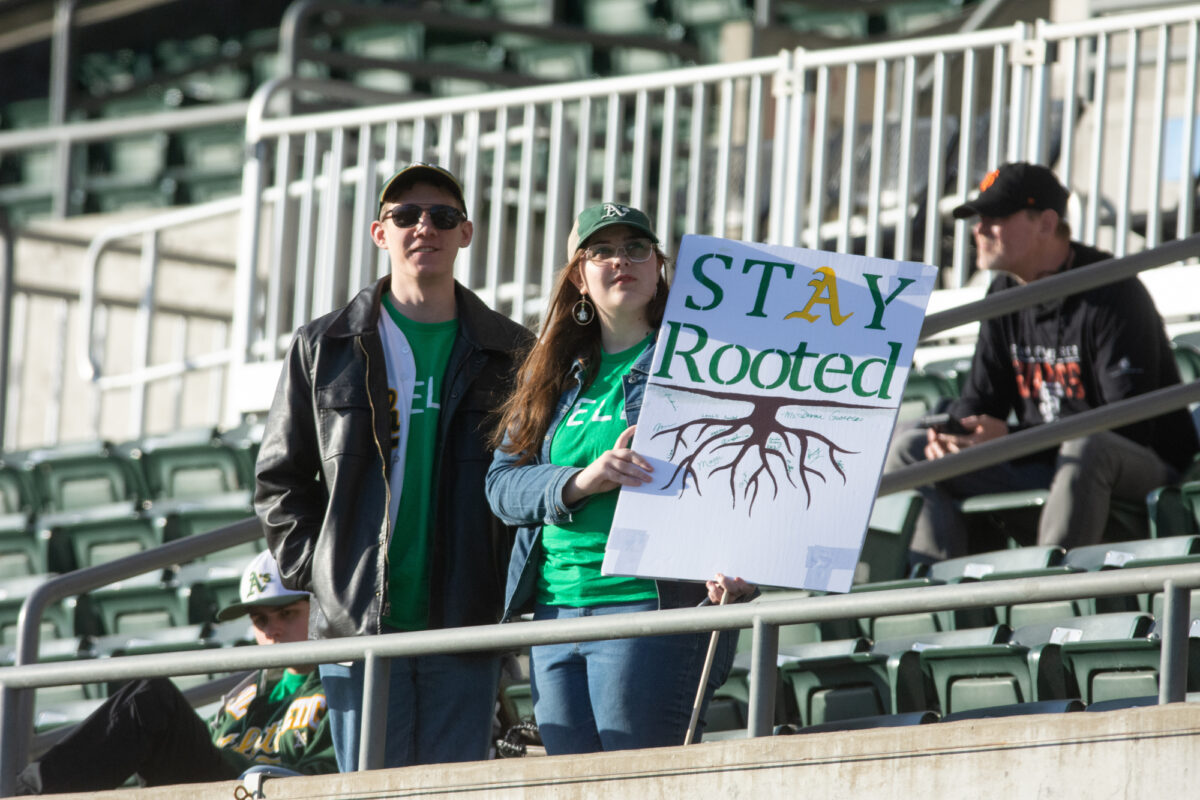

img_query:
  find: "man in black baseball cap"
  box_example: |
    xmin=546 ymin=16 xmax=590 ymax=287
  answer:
xmin=886 ymin=161 xmax=1197 ymax=564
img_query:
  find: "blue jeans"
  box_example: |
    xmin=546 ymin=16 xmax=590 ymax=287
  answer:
xmin=318 ymin=651 xmax=501 ymax=771
xmin=530 ymin=599 xmax=737 ymax=754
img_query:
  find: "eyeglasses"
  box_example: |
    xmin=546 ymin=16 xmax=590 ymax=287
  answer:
xmin=383 ymin=203 xmax=468 ymax=230
xmin=584 ymin=240 xmax=655 ymax=263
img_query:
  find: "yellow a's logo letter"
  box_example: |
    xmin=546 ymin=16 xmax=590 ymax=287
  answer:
xmin=785 ymin=266 xmax=853 ymax=325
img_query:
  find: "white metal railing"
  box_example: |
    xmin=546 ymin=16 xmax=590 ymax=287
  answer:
xmin=235 ymin=5 xmax=1200 ymax=371
xmin=72 ymin=196 xmax=245 ymax=442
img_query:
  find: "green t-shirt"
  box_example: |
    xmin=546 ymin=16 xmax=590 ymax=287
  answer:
xmin=268 ymin=668 xmax=308 ymax=703
xmin=380 ymin=294 xmax=458 ymax=631
xmin=538 ymin=337 xmax=658 ymax=607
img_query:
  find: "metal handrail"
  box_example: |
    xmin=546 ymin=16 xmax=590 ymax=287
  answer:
xmin=75 ymin=195 xmax=243 ymax=382
xmin=917 ymin=235 xmax=1200 ymax=342
xmin=0 ymin=207 xmax=12 ymax=452
xmin=0 ymin=517 xmax=262 ymax=791
xmin=0 ymin=102 xmax=250 ymax=155
xmin=0 ymin=559 xmax=1195 ymax=786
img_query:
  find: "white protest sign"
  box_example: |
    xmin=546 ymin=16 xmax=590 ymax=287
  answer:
xmin=603 ymin=235 xmax=937 ymax=592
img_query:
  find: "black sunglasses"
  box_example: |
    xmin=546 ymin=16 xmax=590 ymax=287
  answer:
xmin=383 ymin=203 xmax=468 ymax=230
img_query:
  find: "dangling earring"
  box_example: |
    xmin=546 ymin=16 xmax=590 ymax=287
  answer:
xmin=572 ymin=295 xmax=595 ymax=325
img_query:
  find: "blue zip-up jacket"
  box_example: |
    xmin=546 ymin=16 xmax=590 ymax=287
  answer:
xmin=485 ymin=343 xmax=709 ymax=622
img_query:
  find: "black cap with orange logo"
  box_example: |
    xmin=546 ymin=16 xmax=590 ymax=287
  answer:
xmin=952 ymin=162 xmax=1069 ymax=220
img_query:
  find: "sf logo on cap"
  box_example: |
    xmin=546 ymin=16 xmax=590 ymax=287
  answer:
xmin=601 ymin=203 xmax=631 ymax=219
xmin=979 ymin=169 xmax=1000 ymax=192
xmin=246 ymin=571 xmax=273 ymax=598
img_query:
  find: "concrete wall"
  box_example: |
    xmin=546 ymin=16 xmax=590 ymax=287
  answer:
xmin=65 ymin=703 xmax=1200 ymax=800
xmin=3 ymin=209 xmax=239 ymax=449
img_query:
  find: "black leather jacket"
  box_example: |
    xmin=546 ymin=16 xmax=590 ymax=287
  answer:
xmin=254 ymin=277 xmax=532 ymax=639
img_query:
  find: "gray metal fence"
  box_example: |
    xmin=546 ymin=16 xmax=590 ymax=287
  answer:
xmin=234 ymin=4 xmax=1200 ymax=371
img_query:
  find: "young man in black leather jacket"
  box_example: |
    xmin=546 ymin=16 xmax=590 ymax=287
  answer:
xmin=255 ymin=162 xmax=532 ymax=771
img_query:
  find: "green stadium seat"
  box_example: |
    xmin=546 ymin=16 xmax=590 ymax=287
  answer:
xmin=24 ymin=441 xmax=148 ymax=513
xmin=918 ymin=626 xmax=1072 ymax=716
xmin=150 ymin=491 xmax=259 ymax=561
xmin=426 ymin=42 xmax=507 ymax=96
xmin=999 ymin=612 xmax=1162 ymax=706
xmin=959 ymin=486 xmax=1151 ymax=555
xmin=0 ymin=574 xmax=73 ymax=645
xmin=898 ymin=368 xmax=956 ymax=423
xmin=94 ymin=624 xmax=230 ymax=695
xmin=1063 ymin=535 xmax=1200 ymax=613
xmin=915 ymin=616 xmax=1163 ymax=716
xmin=779 ymin=626 xmax=1007 ymax=727
xmin=666 ymin=0 xmax=750 ymax=26
xmin=0 ymin=512 xmax=49 ymax=578
xmin=1170 ymin=340 xmax=1200 ymax=383
xmin=204 ymin=618 xmax=256 ymax=648
xmin=490 ymin=0 xmax=557 ymax=24
xmin=32 ymin=697 xmax=106 ymax=734
xmin=0 ymin=635 xmax=89 ymax=667
xmin=0 ymin=99 xmax=56 ymax=195
xmin=884 ymin=0 xmax=964 ymax=35
xmin=500 ymin=682 xmax=535 ymax=724
xmin=510 ymin=43 xmax=593 ymax=81
xmin=82 ymin=572 xmax=194 ymax=635
xmin=174 ymin=557 xmax=251 ymax=620
xmin=607 ymin=46 xmax=683 ymax=76
xmin=164 ymin=122 xmax=246 ymax=203
xmin=0 ymin=460 xmax=39 ymax=514
xmin=938 ymin=698 xmax=1084 ymax=722
xmin=778 ymin=637 xmax=893 ymax=727
xmin=1146 ymin=480 xmax=1200 ymax=538
xmin=919 ymin=545 xmax=1081 ymax=628
xmin=91 ymin=623 xmax=212 ymax=659
xmin=0 ymin=635 xmax=104 ymax=719
xmin=851 ymin=577 xmax=950 ymax=640
xmin=705 ymin=694 xmax=748 ymax=733
xmin=920 ymin=356 xmax=972 ymax=394
xmin=217 ymin=420 xmax=264 ymax=489
xmin=858 ymin=490 xmax=923 ymax=584
xmin=775 ymin=5 xmax=869 ymax=38
xmin=339 ymin=23 xmax=424 ymax=94
xmin=40 ymin=503 xmax=158 ymax=573
xmin=580 ymin=0 xmax=664 ymax=35
xmin=129 ymin=429 xmax=246 ymax=500
xmin=94 ymin=95 xmax=170 ymax=181
xmin=924 ymin=545 xmax=1069 ymax=582
xmin=792 ymin=710 xmax=938 ymax=733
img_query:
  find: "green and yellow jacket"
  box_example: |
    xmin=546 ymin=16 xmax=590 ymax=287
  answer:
xmin=209 ymin=668 xmax=335 ymax=775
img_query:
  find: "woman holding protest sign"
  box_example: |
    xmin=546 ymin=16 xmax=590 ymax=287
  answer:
xmin=486 ymin=202 xmax=754 ymax=754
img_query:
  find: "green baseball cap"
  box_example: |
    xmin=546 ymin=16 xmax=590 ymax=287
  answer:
xmin=566 ymin=202 xmax=659 ymax=261
xmin=378 ymin=162 xmax=467 ymax=211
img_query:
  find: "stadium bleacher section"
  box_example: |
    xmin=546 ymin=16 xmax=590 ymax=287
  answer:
xmin=0 ymin=0 xmax=1198 ymax=794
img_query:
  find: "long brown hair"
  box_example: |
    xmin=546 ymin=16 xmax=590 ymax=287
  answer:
xmin=491 ymin=247 xmax=670 ymax=463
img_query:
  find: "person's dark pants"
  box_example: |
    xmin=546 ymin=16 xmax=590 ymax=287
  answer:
xmin=16 ymin=677 xmax=239 ymax=794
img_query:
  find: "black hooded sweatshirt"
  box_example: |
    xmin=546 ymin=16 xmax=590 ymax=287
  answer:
xmin=951 ymin=241 xmax=1199 ymax=472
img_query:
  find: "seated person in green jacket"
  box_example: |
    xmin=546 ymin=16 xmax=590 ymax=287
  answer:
xmin=16 ymin=549 xmax=335 ymax=794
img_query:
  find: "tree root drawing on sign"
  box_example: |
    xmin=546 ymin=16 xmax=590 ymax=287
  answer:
xmin=650 ymin=385 xmax=874 ymax=513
